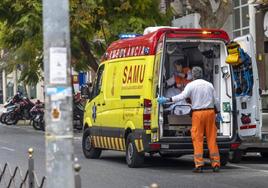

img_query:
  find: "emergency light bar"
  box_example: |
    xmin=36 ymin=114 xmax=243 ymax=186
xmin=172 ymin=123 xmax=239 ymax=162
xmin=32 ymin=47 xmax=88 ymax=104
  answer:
xmin=119 ymin=34 xmax=143 ymax=39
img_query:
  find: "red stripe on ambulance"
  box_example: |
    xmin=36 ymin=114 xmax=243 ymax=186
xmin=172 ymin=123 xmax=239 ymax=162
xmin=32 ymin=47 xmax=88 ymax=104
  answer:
xmin=240 ymin=125 xmax=257 ymax=130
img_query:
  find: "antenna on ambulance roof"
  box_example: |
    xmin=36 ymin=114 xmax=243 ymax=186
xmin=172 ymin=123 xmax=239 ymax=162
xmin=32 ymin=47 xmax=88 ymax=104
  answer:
xmin=143 ymin=26 xmax=177 ymax=35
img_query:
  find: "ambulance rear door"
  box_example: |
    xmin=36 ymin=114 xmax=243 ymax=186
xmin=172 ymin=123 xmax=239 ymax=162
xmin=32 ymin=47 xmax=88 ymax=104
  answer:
xmin=151 ymin=32 xmax=167 ymax=139
xmin=233 ymin=35 xmax=262 ymax=140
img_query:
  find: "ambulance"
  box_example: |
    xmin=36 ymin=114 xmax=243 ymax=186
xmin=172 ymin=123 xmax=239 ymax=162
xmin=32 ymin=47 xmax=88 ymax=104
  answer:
xmin=81 ymin=27 xmax=263 ymax=168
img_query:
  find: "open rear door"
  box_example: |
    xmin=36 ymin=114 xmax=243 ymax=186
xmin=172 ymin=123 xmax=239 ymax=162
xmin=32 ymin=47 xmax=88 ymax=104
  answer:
xmin=151 ymin=33 xmax=167 ymax=139
xmin=234 ymin=35 xmax=262 ymax=140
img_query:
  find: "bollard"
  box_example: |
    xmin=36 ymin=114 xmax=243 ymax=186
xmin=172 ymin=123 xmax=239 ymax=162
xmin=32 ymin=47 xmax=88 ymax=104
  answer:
xmin=74 ymin=163 xmax=81 ymax=188
xmin=28 ymin=148 xmax=35 ymax=188
xmin=150 ymin=183 xmax=160 ymax=188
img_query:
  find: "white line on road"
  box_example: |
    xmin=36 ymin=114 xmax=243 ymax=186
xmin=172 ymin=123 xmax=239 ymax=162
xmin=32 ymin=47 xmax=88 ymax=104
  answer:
xmin=1 ymin=146 xmax=15 ymax=152
xmin=74 ymin=137 xmax=82 ymax=141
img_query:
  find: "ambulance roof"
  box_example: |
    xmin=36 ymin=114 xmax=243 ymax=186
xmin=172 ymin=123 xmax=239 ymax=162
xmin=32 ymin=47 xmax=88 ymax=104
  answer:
xmin=103 ymin=28 xmax=230 ymax=61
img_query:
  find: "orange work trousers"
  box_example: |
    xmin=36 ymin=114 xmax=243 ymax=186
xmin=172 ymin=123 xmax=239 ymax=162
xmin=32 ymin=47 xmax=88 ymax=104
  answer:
xmin=191 ymin=109 xmax=220 ymax=168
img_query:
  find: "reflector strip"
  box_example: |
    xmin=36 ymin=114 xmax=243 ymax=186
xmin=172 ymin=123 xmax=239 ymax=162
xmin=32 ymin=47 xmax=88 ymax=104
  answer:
xmin=240 ymin=125 xmax=256 ymax=130
xmin=90 ymin=136 xmax=143 ymax=152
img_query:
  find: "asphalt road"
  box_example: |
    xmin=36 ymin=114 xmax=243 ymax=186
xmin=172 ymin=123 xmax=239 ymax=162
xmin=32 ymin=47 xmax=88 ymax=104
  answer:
xmin=1 ymin=124 xmax=268 ymax=188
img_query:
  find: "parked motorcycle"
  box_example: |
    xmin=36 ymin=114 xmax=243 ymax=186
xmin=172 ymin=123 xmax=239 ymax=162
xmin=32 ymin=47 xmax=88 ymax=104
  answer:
xmin=0 ymin=93 xmax=24 ymax=125
xmin=30 ymin=100 xmax=45 ymax=131
xmin=4 ymin=96 xmax=35 ymax=125
xmin=73 ymin=93 xmax=84 ymax=130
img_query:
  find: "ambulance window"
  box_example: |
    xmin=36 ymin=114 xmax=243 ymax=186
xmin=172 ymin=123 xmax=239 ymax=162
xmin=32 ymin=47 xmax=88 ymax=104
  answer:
xmin=92 ymin=65 xmax=105 ymax=98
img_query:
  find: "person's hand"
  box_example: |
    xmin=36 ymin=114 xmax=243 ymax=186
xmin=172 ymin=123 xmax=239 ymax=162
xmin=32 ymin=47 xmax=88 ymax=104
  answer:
xmin=216 ymin=113 xmax=223 ymax=123
xmin=176 ymin=83 xmax=183 ymax=89
xmin=157 ymin=97 xmax=169 ymax=104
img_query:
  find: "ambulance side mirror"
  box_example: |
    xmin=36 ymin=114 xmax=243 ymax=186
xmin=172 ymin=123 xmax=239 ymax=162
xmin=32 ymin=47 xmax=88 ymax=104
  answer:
xmin=81 ymin=84 xmax=92 ymax=99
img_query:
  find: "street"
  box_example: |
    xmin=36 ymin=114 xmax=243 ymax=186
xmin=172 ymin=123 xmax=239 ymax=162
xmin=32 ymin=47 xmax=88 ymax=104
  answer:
xmin=0 ymin=124 xmax=268 ymax=188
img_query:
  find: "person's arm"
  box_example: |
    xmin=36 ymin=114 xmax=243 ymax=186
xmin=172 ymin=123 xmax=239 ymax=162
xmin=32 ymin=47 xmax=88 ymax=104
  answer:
xmin=171 ymin=83 xmax=191 ymax=102
xmin=176 ymin=72 xmax=186 ymax=78
xmin=213 ymin=89 xmax=220 ymax=113
xmin=166 ymin=75 xmax=175 ymax=86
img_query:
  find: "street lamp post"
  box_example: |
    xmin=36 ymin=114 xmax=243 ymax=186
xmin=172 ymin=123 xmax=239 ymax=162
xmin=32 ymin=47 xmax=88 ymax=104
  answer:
xmin=42 ymin=0 xmax=74 ymax=187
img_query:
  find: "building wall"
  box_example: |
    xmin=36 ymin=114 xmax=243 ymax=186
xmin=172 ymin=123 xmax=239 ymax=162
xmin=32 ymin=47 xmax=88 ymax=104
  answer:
xmin=1 ymin=69 xmax=44 ymax=103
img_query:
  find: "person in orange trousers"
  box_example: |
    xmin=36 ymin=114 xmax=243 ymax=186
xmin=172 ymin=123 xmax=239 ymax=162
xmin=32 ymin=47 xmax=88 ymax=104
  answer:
xmin=191 ymin=109 xmax=220 ymax=172
xmin=158 ymin=66 xmax=220 ymax=173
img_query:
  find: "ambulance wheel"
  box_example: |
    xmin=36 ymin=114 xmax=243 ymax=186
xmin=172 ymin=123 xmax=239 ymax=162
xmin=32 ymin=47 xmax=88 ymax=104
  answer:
xmin=126 ymin=133 xmax=144 ymax=168
xmin=220 ymin=153 xmax=229 ymax=166
xmin=82 ymin=128 xmax=102 ymax=159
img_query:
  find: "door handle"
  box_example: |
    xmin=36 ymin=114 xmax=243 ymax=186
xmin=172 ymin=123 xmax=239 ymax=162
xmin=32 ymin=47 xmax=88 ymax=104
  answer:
xmin=102 ymin=103 xmax=106 ymax=106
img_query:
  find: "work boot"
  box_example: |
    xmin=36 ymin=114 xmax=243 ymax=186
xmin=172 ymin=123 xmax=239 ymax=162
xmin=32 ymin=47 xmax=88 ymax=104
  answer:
xmin=192 ymin=166 xmax=203 ymax=173
xmin=213 ymin=166 xmax=220 ymax=173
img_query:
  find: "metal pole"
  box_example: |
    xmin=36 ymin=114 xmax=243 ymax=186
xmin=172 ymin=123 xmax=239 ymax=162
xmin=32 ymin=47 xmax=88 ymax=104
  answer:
xmin=2 ymin=69 xmax=7 ymax=103
xmin=42 ymin=0 xmax=74 ymax=187
xmin=28 ymin=148 xmax=35 ymax=188
xmin=74 ymin=163 xmax=81 ymax=188
xmin=13 ymin=69 xmax=17 ymax=94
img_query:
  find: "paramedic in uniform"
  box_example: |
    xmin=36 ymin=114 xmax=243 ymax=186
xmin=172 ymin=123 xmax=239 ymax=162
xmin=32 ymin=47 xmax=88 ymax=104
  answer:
xmin=158 ymin=66 xmax=220 ymax=173
xmin=166 ymin=59 xmax=192 ymax=93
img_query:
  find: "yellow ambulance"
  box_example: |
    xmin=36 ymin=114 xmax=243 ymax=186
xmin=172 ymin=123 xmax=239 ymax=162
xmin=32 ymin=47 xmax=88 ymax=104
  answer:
xmin=81 ymin=27 xmax=262 ymax=167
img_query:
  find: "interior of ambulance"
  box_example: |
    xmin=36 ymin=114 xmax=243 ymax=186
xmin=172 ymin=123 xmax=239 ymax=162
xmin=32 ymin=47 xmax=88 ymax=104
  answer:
xmin=160 ymin=40 xmax=232 ymax=139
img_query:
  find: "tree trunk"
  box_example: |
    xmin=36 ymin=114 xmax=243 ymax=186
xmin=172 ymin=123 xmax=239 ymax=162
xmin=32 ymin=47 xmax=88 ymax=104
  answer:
xmin=187 ymin=0 xmax=233 ymax=28
xmin=79 ymin=38 xmax=99 ymax=72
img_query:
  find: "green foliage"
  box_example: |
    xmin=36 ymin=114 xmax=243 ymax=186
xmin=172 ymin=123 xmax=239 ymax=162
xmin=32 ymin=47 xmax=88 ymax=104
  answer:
xmin=0 ymin=0 xmax=171 ymax=84
xmin=0 ymin=0 xmax=42 ymax=85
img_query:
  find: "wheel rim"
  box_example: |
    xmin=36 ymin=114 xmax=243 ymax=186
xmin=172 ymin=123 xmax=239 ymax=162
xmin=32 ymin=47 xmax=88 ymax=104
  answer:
xmin=85 ymin=135 xmax=92 ymax=151
xmin=127 ymin=142 xmax=134 ymax=164
xmin=6 ymin=113 xmax=16 ymax=124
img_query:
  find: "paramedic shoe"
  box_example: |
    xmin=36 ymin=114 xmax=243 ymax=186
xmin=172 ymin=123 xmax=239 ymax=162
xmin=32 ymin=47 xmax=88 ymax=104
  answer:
xmin=192 ymin=166 xmax=203 ymax=173
xmin=213 ymin=166 xmax=220 ymax=173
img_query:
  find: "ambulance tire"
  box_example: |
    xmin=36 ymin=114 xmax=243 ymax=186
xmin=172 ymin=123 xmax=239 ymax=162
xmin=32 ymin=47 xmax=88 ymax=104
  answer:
xmin=126 ymin=133 xmax=144 ymax=168
xmin=82 ymin=128 xmax=102 ymax=159
xmin=220 ymin=153 xmax=229 ymax=166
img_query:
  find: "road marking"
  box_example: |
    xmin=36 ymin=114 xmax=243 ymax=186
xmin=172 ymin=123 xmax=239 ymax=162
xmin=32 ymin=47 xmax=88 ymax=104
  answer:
xmin=1 ymin=146 xmax=15 ymax=152
xmin=74 ymin=136 xmax=82 ymax=141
